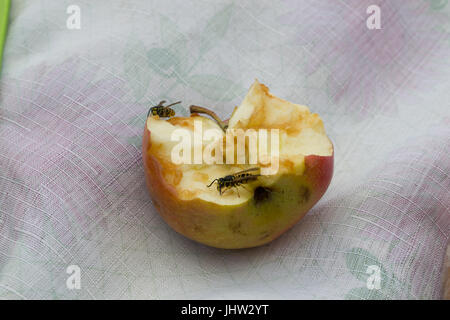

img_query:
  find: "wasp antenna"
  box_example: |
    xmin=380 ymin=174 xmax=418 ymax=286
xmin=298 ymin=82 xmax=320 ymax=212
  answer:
xmin=166 ymin=101 xmax=182 ymax=107
xmin=207 ymin=179 xmax=218 ymax=188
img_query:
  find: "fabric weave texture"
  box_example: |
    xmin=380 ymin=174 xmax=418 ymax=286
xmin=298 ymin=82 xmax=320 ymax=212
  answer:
xmin=0 ymin=0 xmax=449 ymax=299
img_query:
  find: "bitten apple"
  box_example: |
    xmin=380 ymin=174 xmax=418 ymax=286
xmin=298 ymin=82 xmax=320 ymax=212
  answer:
xmin=142 ymin=80 xmax=333 ymax=249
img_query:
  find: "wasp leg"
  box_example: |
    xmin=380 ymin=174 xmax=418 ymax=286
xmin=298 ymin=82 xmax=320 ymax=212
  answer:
xmin=220 ymin=187 xmax=231 ymax=195
xmin=220 ymin=187 xmax=231 ymax=196
xmin=234 ymin=186 xmax=241 ymax=198
xmin=240 ymin=184 xmax=251 ymax=193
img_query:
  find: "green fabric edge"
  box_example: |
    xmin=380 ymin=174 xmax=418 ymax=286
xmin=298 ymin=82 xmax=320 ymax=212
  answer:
xmin=0 ymin=0 xmax=11 ymax=72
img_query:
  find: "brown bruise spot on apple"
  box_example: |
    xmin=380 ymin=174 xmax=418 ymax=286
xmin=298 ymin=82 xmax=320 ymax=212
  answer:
xmin=228 ymin=219 xmax=245 ymax=235
xmin=298 ymin=185 xmax=311 ymax=204
xmin=253 ymin=186 xmax=272 ymax=206
xmin=151 ymin=196 xmax=162 ymax=211
xmin=161 ymin=161 xmax=183 ymax=187
xmin=167 ymin=117 xmax=195 ymax=130
xmin=193 ymin=223 xmax=205 ymax=234
xmin=259 ymin=231 xmax=271 ymax=240
xmin=193 ymin=171 xmax=209 ymax=183
xmin=179 ymin=189 xmax=199 ymax=198
xmin=279 ymin=159 xmax=295 ymax=171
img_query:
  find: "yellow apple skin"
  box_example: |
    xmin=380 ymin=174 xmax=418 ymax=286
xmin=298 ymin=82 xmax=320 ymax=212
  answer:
xmin=142 ymin=121 xmax=334 ymax=249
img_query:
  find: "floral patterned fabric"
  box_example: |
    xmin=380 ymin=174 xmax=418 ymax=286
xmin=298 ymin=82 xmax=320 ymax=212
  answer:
xmin=0 ymin=0 xmax=449 ymax=299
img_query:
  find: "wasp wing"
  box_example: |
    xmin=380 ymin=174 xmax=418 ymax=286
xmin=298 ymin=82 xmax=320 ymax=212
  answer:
xmin=231 ymin=167 xmax=260 ymax=176
xmin=232 ymin=174 xmax=260 ymax=183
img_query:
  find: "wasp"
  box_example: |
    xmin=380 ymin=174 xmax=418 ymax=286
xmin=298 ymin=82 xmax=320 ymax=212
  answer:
xmin=207 ymin=168 xmax=260 ymax=196
xmin=147 ymin=100 xmax=181 ymax=118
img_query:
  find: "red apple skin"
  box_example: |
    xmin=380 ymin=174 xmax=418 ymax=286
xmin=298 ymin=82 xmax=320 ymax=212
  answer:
xmin=142 ymin=121 xmax=334 ymax=249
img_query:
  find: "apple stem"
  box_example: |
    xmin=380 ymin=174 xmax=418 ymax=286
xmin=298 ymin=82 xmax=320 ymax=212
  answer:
xmin=189 ymin=105 xmax=228 ymax=132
